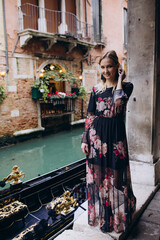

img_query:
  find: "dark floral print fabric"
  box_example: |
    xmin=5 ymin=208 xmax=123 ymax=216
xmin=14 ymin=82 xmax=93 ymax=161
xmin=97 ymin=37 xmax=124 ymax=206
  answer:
xmin=82 ymin=82 xmax=136 ymax=233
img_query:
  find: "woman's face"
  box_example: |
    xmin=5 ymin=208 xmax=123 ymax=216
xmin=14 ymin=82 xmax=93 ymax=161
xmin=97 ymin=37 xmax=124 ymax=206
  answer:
xmin=100 ymin=57 xmax=118 ymax=81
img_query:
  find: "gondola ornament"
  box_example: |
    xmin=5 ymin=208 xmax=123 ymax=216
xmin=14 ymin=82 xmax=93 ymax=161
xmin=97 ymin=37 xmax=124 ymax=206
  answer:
xmin=0 ymin=159 xmax=86 ymax=240
xmin=46 ymin=190 xmax=79 ymax=216
xmin=2 ymin=165 xmax=25 ymax=185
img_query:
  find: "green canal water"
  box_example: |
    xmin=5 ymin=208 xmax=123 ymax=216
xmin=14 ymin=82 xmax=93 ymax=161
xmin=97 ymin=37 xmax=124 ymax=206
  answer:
xmin=0 ymin=127 xmax=85 ymax=183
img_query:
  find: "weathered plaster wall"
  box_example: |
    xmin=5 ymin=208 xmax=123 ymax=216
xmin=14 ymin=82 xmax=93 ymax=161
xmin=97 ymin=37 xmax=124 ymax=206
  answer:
xmin=0 ymin=0 xmax=126 ymax=140
xmin=90 ymin=0 xmax=127 ymax=69
xmin=153 ymin=0 xmax=160 ymax=162
xmin=127 ymin=0 xmax=155 ymax=161
xmin=86 ymin=0 xmax=91 ymax=25
xmin=0 ymin=0 xmax=5 ymax=51
xmin=127 ymin=0 xmax=160 ymax=185
xmin=102 ymin=0 xmax=124 ymax=58
xmin=0 ymin=0 xmax=92 ymax=138
xmin=0 ymin=46 xmax=88 ymax=136
xmin=5 ymin=0 xmax=20 ymax=52
xmin=0 ymin=0 xmax=6 ymax=79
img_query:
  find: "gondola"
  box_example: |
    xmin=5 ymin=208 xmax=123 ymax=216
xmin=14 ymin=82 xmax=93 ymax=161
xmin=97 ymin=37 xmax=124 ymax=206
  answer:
xmin=0 ymin=158 xmax=86 ymax=240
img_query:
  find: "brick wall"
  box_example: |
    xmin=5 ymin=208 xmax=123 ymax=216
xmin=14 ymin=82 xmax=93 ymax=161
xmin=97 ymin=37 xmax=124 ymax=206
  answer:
xmin=0 ymin=41 xmax=88 ymax=137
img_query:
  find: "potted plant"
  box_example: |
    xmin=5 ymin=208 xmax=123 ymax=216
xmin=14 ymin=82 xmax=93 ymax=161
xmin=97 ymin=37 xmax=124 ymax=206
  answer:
xmin=71 ymin=87 xmax=79 ymax=96
xmin=39 ymin=79 xmax=49 ymax=103
xmin=78 ymin=86 xmax=87 ymax=100
xmin=78 ymin=86 xmax=87 ymax=119
xmin=0 ymin=85 xmax=6 ymax=104
xmin=48 ymin=91 xmax=77 ymax=100
xmin=43 ymin=65 xmax=79 ymax=93
xmin=30 ymin=79 xmax=50 ymax=102
xmin=31 ymin=64 xmax=79 ymax=102
xmin=30 ymin=80 xmax=42 ymax=99
xmin=66 ymin=71 xmax=80 ymax=96
xmin=39 ymin=66 xmax=79 ymax=102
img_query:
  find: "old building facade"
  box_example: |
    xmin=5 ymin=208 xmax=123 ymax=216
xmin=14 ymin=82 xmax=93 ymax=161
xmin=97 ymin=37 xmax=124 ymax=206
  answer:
xmin=1 ymin=0 xmax=159 ymax=187
xmin=0 ymin=0 xmax=127 ymax=139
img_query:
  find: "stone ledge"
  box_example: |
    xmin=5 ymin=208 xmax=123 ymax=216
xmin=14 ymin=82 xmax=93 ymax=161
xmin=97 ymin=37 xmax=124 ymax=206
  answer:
xmin=55 ymin=229 xmax=114 ymax=240
xmin=130 ymin=160 xmax=160 ymax=186
xmin=70 ymin=119 xmax=85 ymax=125
xmin=13 ymin=127 xmax=45 ymax=136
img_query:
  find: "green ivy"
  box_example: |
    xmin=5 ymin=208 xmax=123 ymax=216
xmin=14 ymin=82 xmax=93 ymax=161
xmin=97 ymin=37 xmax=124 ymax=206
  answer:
xmin=0 ymin=85 xmax=6 ymax=104
xmin=78 ymin=86 xmax=87 ymax=100
xmin=39 ymin=79 xmax=49 ymax=103
xmin=30 ymin=80 xmax=40 ymax=88
xmin=30 ymin=64 xmax=79 ymax=102
xmin=42 ymin=68 xmax=78 ymax=85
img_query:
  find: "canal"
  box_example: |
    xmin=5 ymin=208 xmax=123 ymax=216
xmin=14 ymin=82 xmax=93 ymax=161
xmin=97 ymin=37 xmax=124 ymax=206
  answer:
xmin=0 ymin=127 xmax=85 ymax=184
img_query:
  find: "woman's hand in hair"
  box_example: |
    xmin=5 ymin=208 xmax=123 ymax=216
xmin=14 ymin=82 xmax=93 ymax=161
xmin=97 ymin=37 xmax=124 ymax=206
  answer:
xmin=116 ymin=68 xmax=125 ymax=91
xmin=118 ymin=68 xmax=126 ymax=82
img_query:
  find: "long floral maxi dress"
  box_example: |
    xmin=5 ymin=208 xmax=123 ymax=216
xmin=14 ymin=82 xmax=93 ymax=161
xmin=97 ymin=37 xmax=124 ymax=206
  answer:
xmin=81 ymin=82 xmax=136 ymax=233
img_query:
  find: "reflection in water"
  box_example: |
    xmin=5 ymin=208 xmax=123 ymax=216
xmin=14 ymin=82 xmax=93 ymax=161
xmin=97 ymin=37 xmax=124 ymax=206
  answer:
xmin=0 ymin=127 xmax=85 ymax=183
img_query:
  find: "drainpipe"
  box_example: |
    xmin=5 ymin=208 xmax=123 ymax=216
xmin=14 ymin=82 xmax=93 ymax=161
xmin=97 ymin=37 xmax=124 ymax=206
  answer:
xmin=80 ymin=55 xmax=90 ymax=73
xmin=11 ymin=36 xmax=20 ymax=57
xmin=2 ymin=0 xmax=9 ymax=78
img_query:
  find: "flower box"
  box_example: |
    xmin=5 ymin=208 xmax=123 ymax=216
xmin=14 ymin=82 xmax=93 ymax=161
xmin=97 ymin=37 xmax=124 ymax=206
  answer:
xmin=32 ymin=88 xmax=42 ymax=99
xmin=71 ymin=87 xmax=79 ymax=96
xmin=47 ymin=92 xmax=77 ymax=100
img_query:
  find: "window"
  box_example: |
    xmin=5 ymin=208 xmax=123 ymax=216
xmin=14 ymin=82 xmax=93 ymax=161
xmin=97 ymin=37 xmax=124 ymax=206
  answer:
xmin=92 ymin=0 xmax=101 ymax=42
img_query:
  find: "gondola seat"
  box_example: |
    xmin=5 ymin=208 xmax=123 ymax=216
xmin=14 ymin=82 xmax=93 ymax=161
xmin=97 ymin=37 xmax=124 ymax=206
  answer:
xmin=0 ymin=200 xmax=28 ymax=230
xmin=13 ymin=219 xmax=48 ymax=240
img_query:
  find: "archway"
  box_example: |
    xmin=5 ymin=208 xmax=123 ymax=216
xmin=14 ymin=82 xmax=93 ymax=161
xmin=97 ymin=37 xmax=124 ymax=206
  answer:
xmin=42 ymin=63 xmax=66 ymax=94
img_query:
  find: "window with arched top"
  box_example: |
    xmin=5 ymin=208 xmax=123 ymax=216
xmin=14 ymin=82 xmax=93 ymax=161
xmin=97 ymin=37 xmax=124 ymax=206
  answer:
xmin=43 ymin=63 xmax=66 ymax=93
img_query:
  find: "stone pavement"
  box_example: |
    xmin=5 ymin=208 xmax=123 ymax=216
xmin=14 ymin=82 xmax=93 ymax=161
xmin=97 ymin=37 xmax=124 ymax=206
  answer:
xmin=54 ymin=183 xmax=160 ymax=240
xmin=127 ymin=188 xmax=160 ymax=240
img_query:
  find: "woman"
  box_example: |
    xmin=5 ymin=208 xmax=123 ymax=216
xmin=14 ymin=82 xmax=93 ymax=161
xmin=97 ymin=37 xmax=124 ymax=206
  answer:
xmin=81 ymin=50 xmax=136 ymax=233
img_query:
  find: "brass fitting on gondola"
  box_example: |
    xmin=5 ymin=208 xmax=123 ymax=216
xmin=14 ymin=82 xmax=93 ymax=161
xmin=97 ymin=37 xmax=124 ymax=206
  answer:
xmin=46 ymin=190 xmax=79 ymax=215
xmin=3 ymin=165 xmax=25 ymax=185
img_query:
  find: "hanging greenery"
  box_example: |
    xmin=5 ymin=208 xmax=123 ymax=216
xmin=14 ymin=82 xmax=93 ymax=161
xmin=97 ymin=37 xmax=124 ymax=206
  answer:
xmin=31 ymin=64 xmax=79 ymax=102
xmin=42 ymin=64 xmax=78 ymax=86
xmin=78 ymin=86 xmax=87 ymax=100
xmin=0 ymin=85 xmax=6 ymax=104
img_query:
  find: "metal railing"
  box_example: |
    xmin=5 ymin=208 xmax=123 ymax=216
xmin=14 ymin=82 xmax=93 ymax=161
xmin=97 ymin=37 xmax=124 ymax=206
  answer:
xmin=18 ymin=3 xmax=94 ymax=43
xmin=40 ymin=98 xmax=75 ymax=119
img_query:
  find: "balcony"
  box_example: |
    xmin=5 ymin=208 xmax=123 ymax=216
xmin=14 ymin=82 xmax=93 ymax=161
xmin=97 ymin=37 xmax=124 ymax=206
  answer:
xmin=40 ymin=97 xmax=75 ymax=119
xmin=18 ymin=3 xmax=95 ymax=52
xmin=39 ymin=97 xmax=76 ymax=129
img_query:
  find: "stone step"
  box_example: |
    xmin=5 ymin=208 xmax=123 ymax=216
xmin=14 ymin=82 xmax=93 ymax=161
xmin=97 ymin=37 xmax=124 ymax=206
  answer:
xmin=54 ymin=229 xmax=114 ymax=240
xmin=73 ymin=201 xmax=121 ymax=239
xmin=55 ymin=184 xmax=158 ymax=240
xmin=72 ymin=184 xmax=157 ymax=240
